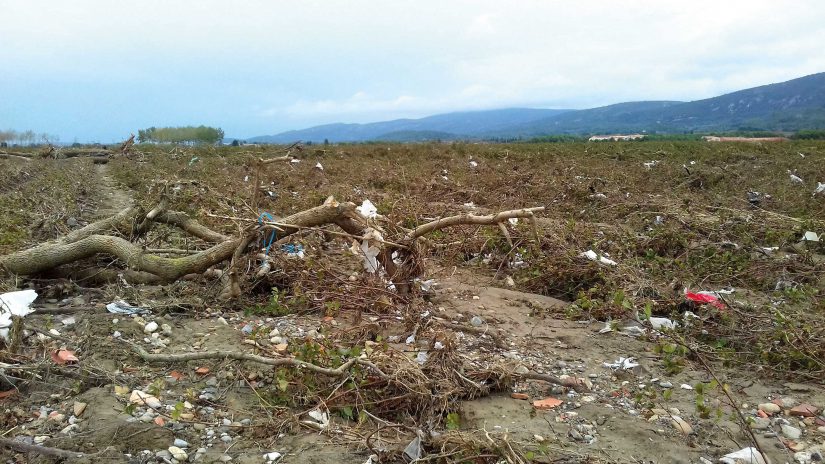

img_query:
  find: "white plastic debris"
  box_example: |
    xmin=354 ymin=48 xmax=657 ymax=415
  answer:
xmin=789 ymin=172 xmax=804 ymax=184
xmin=598 ymin=321 xmax=614 ymax=334
xmin=405 ymin=334 xmax=416 ymax=345
xmin=603 ymin=357 xmax=639 ymax=370
xmin=415 ymin=351 xmax=429 ymax=365
xmin=508 ymin=218 xmax=519 ymax=225
xmin=106 ymin=300 xmax=150 ymax=315
xmin=0 ymin=289 xmax=38 ymax=341
xmin=434 ymin=341 xmax=445 ymax=350
xmin=315 ymin=162 xmax=323 ymax=170
xmin=580 ymin=250 xmax=617 ymax=266
xmin=129 ymin=390 xmax=162 ymax=409
xmin=290 ymin=158 xmax=301 ymax=164
xmin=815 ymin=182 xmax=825 ymax=196
xmin=648 ymin=317 xmax=677 ymax=330
xmin=356 ymin=199 xmax=378 ymax=219
xmin=588 ymin=193 xmax=607 ymax=199
xmin=680 ymin=384 xmax=693 ymax=390
xmin=719 ymin=447 xmax=768 ymax=464
xmin=263 ymin=451 xmax=283 ymax=462
xmin=417 ymin=279 xmax=437 ymax=292
xmin=643 ymin=160 xmax=660 ymax=170
xmin=403 ymin=434 xmax=423 ymax=461
xmin=469 ymin=160 xmax=478 ymax=168
xmin=803 ymin=231 xmax=820 ymax=242
xmin=306 ymin=409 xmax=329 ymax=429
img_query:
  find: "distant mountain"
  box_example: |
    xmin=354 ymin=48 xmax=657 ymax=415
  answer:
xmin=249 ymin=72 xmax=825 ymax=142
xmin=247 ymin=108 xmax=570 ymax=143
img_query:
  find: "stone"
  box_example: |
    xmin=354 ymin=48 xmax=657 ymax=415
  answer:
xmin=168 ymin=446 xmax=188 ymax=461
xmin=671 ymin=416 xmax=693 ymax=435
xmin=129 ymin=390 xmax=162 ymax=409
xmin=758 ymin=403 xmax=781 ymax=414
xmin=750 ymin=417 xmax=772 ymax=430
xmin=67 ymin=217 xmax=79 ymax=227
xmin=795 ymin=451 xmax=812 ymax=463
xmin=790 ymin=404 xmax=819 ymax=417
xmin=73 ymin=401 xmax=87 ymax=417
xmin=144 ymin=321 xmax=159 ymax=333
xmin=659 ymin=381 xmax=673 ymax=389
xmin=470 ymin=316 xmax=484 ymax=326
xmin=174 ymin=438 xmax=189 ymax=448
xmin=162 ymin=324 xmax=173 ymax=335
xmin=219 ymin=456 xmax=232 ymax=462
xmin=510 ymin=393 xmax=529 ymax=400
xmin=782 ymin=424 xmax=802 ymax=439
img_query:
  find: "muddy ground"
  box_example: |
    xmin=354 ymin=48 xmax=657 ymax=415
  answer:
xmin=1 ymin=144 xmax=824 ymax=463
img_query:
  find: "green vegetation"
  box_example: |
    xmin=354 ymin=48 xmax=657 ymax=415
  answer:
xmin=136 ymin=125 xmax=225 ymax=145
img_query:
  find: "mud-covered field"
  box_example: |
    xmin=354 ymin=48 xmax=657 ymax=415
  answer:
xmin=1 ymin=141 xmax=824 ymax=463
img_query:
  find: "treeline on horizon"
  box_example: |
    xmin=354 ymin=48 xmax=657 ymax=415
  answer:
xmin=0 ymin=129 xmax=59 ymax=146
xmin=137 ymin=126 xmax=224 ymax=145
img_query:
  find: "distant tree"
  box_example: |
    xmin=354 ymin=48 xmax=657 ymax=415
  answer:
xmin=323 ymin=138 xmax=329 ymax=146
xmin=231 ymin=139 xmax=240 ymax=146
xmin=135 ymin=125 xmax=224 ymax=145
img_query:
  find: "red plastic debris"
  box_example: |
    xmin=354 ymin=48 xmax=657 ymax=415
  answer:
xmin=50 ymin=350 xmax=79 ymax=365
xmin=685 ymin=291 xmax=726 ymax=309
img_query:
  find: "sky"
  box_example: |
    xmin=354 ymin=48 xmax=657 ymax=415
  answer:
xmin=1 ymin=0 xmax=825 ymax=142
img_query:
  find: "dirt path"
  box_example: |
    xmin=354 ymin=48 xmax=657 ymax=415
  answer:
xmin=93 ymin=162 xmax=132 ymax=218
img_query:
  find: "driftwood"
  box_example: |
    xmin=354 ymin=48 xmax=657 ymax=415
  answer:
xmin=0 ymin=186 xmax=544 ymax=296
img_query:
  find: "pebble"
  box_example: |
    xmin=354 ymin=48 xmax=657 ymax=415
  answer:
xmin=162 ymin=324 xmax=173 ymax=335
xmin=270 ymin=336 xmax=286 ymax=345
xmin=759 ymin=403 xmax=781 ymax=414
xmin=219 ymin=456 xmax=232 ymax=462
xmin=470 ymin=316 xmax=484 ymax=326
xmin=671 ymin=416 xmax=693 ymax=435
xmin=193 ymin=423 xmax=206 ymax=431
xmin=782 ymin=424 xmax=802 ymax=439
xmin=157 ymin=450 xmax=173 ymax=460
xmin=144 ymin=321 xmax=159 ymax=333
xmin=659 ymin=381 xmax=673 ymax=389
xmin=73 ymin=401 xmax=87 ymax=417
xmin=174 ymin=438 xmax=189 ymax=448
xmin=750 ymin=417 xmax=772 ymax=430
xmin=217 ymin=317 xmax=228 ymax=325
xmin=794 ymin=451 xmax=812 ymax=463
xmin=34 ymin=436 xmax=48 ymax=445
xmin=168 ymin=446 xmax=188 ymax=461
xmin=221 ymin=434 xmax=232 ymax=443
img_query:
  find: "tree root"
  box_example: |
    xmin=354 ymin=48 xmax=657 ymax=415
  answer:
xmin=0 ymin=437 xmax=85 ymax=458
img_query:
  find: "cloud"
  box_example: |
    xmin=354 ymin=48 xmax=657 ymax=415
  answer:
xmin=1 ymin=0 xmax=824 ymax=139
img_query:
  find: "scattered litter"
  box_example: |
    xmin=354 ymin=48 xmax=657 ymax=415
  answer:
xmin=433 ymin=341 xmax=445 ymax=350
xmin=50 ymin=350 xmax=78 ymax=365
xmin=508 ymin=217 xmax=519 ymax=225
xmin=603 ymin=357 xmax=639 ymax=370
xmin=405 ymin=334 xmax=416 ymax=345
xmin=363 ymin=454 xmax=378 ymax=464
xmin=469 ymin=160 xmax=478 ymax=168
xmin=263 ymin=452 xmax=283 ymax=463
xmin=648 ymin=317 xmax=677 ymax=330
xmin=61 ymin=316 xmax=76 ymax=326
xmin=802 ymin=231 xmax=819 ymax=242
xmin=315 ymin=162 xmax=323 ymax=170
xmin=588 ymin=193 xmax=607 ymax=199
xmin=470 ymin=316 xmax=484 ymax=327
xmin=685 ymin=291 xmax=726 ymax=310
xmin=815 ymin=182 xmax=825 ymax=196
xmin=789 ymin=171 xmax=804 ymax=184
xmin=106 ymin=300 xmax=150 ymax=315
xmin=643 ymin=160 xmax=660 ymax=170
xmin=680 ymin=384 xmax=693 ymax=390
xmin=533 ymin=397 xmax=563 ymax=410
xmin=0 ymin=289 xmax=37 ymax=341
xmin=403 ymin=434 xmax=422 ymax=461
xmin=598 ymin=321 xmax=614 ymax=334
xmin=356 ymin=200 xmax=378 ymax=219
xmin=416 ymin=279 xmax=437 ymax=292
xmin=580 ymin=250 xmax=617 ymax=266
xmin=281 ymin=243 xmax=305 ymax=258
xmin=653 ymin=215 xmax=664 ymax=225
xmin=746 ymin=191 xmax=771 ymax=205
xmin=306 ymin=409 xmax=330 ymax=429
xmin=290 ymin=158 xmax=301 ymax=164
xmin=415 ymin=351 xmax=429 ymax=365
xmin=188 ymin=156 xmax=200 ymax=166
xmin=719 ymin=447 xmax=769 ymax=464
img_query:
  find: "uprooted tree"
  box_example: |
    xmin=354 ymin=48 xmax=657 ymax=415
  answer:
xmin=0 ymin=154 xmax=544 ymax=302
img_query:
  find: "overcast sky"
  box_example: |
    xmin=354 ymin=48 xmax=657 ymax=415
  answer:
xmin=1 ymin=0 xmax=824 ymax=142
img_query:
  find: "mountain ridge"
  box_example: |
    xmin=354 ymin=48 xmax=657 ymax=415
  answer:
xmin=246 ymin=72 xmax=825 ymax=143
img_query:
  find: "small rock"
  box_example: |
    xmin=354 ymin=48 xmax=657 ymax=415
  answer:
xmin=219 ymin=456 xmax=232 ymax=462
xmin=73 ymin=401 xmax=87 ymax=417
xmin=60 ymin=424 xmax=79 ymax=434
xmin=759 ymin=403 xmax=781 ymax=414
xmin=156 ymin=450 xmax=173 ymax=460
xmin=168 ymin=446 xmax=188 ymax=461
xmin=263 ymin=452 xmax=282 ymax=462
xmin=795 ymin=451 xmax=813 ymax=464
xmin=510 ymin=393 xmax=529 ymax=400
xmin=174 ymin=438 xmax=189 ymax=448
xmin=671 ymin=416 xmax=693 ymax=435
xmin=505 ymin=276 xmax=515 ymax=287
xmin=790 ymin=404 xmax=819 ymax=417
xmin=470 ymin=316 xmax=484 ymax=327
xmin=659 ymin=381 xmax=673 ymax=389
xmin=270 ymin=336 xmax=286 ymax=345
xmin=221 ymin=435 xmax=232 ymax=443
xmin=34 ymin=436 xmax=48 ymax=445
xmin=49 ymin=413 xmax=66 ymax=422
xmin=782 ymin=424 xmax=802 ymax=439
xmin=67 ymin=217 xmax=79 ymax=227
xmin=144 ymin=321 xmax=159 ymax=333
xmin=162 ymin=324 xmax=173 ymax=335
xmin=217 ymin=317 xmax=228 ymax=325
xmin=750 ymin=417 xmax=772 ymax=430
xmin=515 ymin=365 xmax=529 ymax=375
